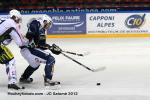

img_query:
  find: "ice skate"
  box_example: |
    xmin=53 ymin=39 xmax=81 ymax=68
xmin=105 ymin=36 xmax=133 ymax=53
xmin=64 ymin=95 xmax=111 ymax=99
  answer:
xmin=44 ymin=76 xmax=61 ymax=90
xmin=8 ymin=84 xmax=25 ymax=90
xmin=19 ymin=76 xmax=33 ymax=83
xmin=44 ymin=76 xmax=60 ymax=86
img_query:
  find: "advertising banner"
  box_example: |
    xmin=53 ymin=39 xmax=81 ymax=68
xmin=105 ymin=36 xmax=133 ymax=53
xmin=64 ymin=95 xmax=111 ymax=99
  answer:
xmin=86 ymin=13 xmax=150 ymax=34
xmin=1 ymin=12 xmax=150 ymax=36
xmin=47 ymin=13 xmax=86 ymax=35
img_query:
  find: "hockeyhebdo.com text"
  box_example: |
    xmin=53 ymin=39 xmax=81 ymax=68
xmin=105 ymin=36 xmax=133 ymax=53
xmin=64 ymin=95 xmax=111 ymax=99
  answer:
xmin=7 ymin=91 xmax=78 ymax=96
xmin=8 ymin=91 xmax=43 ymax=96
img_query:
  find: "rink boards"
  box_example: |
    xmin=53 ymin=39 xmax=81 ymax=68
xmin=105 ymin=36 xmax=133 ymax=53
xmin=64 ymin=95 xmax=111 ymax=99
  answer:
xmin=46 ymin=34 xmax=150 ymax=38
xmin=1 ymin=11 xmax=150 ymax=38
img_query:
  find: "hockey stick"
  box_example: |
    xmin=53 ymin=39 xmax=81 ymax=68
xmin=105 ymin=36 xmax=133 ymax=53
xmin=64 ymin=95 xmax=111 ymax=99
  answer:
xmin=49 ymin=44 xmax=90 ymax=57
xmin=61 ymin=52 xmax=106 ymax=72
xmin=62 ymin=50 xmax=90 ymax=57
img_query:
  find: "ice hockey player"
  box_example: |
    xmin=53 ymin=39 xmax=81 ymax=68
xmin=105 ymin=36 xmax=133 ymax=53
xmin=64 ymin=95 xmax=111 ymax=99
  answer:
xmin=0 ymin=9 xmax=25 ymax=90
xmin=19 ymin=15 xmax=62 ymax=87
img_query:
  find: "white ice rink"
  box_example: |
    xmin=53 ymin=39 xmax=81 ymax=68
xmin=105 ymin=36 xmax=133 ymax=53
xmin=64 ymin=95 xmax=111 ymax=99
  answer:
xmin=0 ymin=38 xmax=150 ymax=100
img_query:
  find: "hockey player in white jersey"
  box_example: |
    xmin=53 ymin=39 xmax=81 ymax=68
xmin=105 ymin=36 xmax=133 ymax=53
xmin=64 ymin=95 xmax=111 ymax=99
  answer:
xmin=0 ymin=9 xmax=25 ymax=90
xmin=19 ymin=15 xmax=62 ymax=87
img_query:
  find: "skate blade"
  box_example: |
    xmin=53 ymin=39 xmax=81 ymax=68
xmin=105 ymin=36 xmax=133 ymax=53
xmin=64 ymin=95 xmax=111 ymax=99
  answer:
xmin=91 ymin=66 xmax=106 ymax=72
xmin=7 ymin=88 xmax=24 ymax=93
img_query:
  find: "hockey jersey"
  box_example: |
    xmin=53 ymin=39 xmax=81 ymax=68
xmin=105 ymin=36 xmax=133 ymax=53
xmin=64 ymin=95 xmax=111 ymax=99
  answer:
xmin=26 ymin=19 xmax=49 ymax=50
xmin=0 ymin=18 xmax=25 ymax=47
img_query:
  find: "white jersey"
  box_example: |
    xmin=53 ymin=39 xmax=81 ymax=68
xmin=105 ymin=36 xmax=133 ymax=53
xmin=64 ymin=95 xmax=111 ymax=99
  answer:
xmin=0 ymin=18 xmax=27 ymax=47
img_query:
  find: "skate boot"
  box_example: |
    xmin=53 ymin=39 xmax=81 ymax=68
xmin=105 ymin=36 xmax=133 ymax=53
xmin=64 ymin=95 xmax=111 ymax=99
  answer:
xmin=8 ymin=84 xmax=25 ymax=90
xmin=44 ymin=76 xmax=60 ymax=86
xmin=19 ymin=76 xmax=33 ymax=83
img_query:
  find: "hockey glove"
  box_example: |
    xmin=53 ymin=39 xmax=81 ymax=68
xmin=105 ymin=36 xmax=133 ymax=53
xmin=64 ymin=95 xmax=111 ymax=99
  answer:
xmin=49 ymin=44 xmax=62 ymax=55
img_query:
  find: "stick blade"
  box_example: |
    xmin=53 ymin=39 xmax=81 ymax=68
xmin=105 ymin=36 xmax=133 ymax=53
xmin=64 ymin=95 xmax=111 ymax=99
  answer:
xmin=91 ymin=66 xmax=106 ymax=72
xmin=82 ymin=51 xmax=90 ymax=56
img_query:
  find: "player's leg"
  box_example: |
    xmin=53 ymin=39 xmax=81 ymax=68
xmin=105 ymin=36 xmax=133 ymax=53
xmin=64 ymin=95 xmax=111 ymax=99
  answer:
xmin=43 ymin=54 xmax=60 ymax=86
xmin=24 ymin=48 xmax=55 ymax=80
xmin=19 ymin=65 xmax=38 ymax=83
xmin=33 ymin=49 xmax=60 ymax=86
xmin=20 ymin=48 xmax=60 ymax=86
xmin=0 ymin=45 xmax=23 ymax=90
xmin=44 ymin=54 xmax=55 ymax=80
xmin=20 ymin=48 xmax=40 ymax=83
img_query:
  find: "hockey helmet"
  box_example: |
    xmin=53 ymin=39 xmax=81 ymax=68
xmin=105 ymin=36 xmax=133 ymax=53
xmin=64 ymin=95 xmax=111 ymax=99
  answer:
xmin=9 ymin=9 xmax=22 ymax=23
xmin=42 ymin=15 xmax=52 ymax=29
xmin=42 ymin=15 xmax=52 ymax=23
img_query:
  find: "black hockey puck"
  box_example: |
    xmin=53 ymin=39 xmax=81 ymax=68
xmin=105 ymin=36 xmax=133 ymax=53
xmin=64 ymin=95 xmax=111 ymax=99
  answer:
xmin=21 ymin=86 xmax=25 ymax=89
xmin=96 ymin=83 xmax=101 ymax=86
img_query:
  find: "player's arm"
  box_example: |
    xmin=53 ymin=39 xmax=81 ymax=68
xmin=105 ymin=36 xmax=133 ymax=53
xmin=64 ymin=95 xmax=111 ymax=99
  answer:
xmin=9 ymin=27 xmax=24 ymax=47
xmin=26 ymin=20 xmax=40 ymax=44
xmin=37 ymin=31 xmax=49 ymax=50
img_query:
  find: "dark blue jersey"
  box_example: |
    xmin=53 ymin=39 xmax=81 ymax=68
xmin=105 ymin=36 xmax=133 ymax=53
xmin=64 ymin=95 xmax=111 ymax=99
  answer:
xmin=26 ymin=19 xmax=49 ymax=50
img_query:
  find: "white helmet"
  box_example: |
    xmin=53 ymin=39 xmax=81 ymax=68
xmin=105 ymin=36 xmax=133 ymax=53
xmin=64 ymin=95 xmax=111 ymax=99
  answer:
xmin=9 ymin=9 xmax=22 ymax=21
xmin=42 ymin=15 xmax=52 ymax=23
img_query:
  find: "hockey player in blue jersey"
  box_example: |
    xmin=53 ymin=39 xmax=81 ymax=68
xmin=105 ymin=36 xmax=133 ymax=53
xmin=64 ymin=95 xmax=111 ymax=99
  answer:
xmin=19 ymin=15 xmax=62 ymax=86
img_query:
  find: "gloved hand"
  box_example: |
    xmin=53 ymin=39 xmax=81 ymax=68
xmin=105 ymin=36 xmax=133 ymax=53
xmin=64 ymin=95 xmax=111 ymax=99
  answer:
xmin=49 ymin=44 xmax=62 ymax=55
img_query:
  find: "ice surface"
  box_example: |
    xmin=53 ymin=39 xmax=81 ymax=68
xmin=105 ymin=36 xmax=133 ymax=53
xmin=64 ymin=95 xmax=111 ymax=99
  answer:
xmin=0 ymin=38 xmax=150 ymax=100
